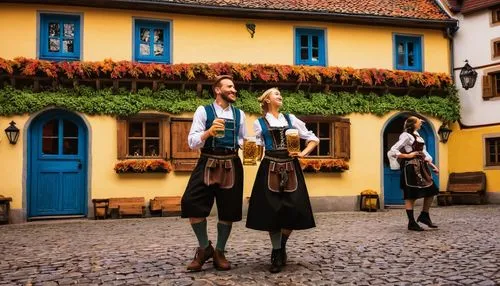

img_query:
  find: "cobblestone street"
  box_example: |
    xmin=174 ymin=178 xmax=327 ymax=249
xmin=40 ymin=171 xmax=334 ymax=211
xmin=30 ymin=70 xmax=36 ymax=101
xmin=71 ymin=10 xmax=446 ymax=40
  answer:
xmin=0 ymin=205 xmax=499 ymax=286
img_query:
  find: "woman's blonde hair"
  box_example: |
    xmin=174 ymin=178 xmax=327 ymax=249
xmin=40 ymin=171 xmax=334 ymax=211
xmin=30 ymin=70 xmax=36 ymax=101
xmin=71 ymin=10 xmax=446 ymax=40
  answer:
xmin=258 ymin=87 xmax=279 ymax=115
xmin=404 ymin=116 xmax=421 ymax=133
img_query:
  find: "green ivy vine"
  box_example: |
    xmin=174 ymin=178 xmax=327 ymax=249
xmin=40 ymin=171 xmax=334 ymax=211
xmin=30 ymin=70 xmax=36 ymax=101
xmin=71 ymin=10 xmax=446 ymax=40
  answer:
xmin=0 ymin=85 xmax=460 ymax=121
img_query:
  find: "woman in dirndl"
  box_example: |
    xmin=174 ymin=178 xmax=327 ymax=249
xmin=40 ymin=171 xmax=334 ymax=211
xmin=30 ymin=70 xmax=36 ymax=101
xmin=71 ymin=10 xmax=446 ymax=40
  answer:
xmin=388 ymin=116 xmax=440 ymax=231
xmin=246 ymin=87 xmax=319 ymax=273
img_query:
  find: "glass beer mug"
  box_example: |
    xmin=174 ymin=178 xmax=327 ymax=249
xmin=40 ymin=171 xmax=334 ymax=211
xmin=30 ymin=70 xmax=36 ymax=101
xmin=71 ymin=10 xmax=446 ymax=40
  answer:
xmin=243 ymin=136 xmax=258 ymax=165
xmin=214 ymin=118 xmax=225 ymax=138
xmin=285 ymin=129 xmax=300 ymax=154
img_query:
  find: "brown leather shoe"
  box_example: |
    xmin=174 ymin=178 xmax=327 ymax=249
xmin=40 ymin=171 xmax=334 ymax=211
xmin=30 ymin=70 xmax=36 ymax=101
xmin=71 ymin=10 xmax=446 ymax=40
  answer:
xmin=187 ymin=241 xmax=214 ymax=272
xmin=213 ymin=249 xmax=231 ymax=271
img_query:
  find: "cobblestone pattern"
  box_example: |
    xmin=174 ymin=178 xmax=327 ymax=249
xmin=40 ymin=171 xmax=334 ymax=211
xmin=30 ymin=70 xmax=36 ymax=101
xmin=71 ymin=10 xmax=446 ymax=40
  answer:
xmin=0 ymin=206 xmax=499 ymax=285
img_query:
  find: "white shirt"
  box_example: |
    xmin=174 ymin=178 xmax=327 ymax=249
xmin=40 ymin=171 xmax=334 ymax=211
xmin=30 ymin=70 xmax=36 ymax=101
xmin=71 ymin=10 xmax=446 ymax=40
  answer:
xmin=387 ymin=131 xmax=432 ymax=170
xmin=253 ymin=113 xmax=319 ymax=146
xmin=188 ymin=102 xmax=247 ymax=150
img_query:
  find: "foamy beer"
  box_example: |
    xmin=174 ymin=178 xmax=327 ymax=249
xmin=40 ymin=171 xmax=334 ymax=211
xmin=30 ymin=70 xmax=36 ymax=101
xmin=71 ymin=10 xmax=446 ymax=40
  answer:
xmin=214 ymin=118 xmax=225 ymax=138
xmin=256 ymin=145 xmax=264 ymax=161
xmin=243 ymin=136 xmax=258 ymax=165
xmin=285 ymin=129 xmax=300 ymax=154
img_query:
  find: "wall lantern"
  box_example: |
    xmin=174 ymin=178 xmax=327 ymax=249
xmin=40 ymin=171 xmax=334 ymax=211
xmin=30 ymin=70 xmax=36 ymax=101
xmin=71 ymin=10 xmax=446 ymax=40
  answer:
xmin=459 ymin=60 xmax=478 ymax=90
xmin=246 ymin=23 xmax=256 ymax=38
xmin=4 ymin=121 xmax=20 ymax=145
xmin=438 ymin=122 xmax=452 ymax=144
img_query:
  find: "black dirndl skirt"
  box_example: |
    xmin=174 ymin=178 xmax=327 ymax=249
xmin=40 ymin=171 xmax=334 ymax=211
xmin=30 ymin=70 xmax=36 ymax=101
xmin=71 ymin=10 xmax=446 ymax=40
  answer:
xmin=400 ymin=158 xmax=439 ymax=199
xmin=246 ymin=151 xmax=316 ymax=231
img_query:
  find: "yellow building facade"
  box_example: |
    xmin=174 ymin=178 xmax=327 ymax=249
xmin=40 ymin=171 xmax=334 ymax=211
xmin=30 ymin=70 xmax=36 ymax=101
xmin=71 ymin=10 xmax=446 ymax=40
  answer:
xmin=0 ymin=4 xmax=450 ymax=72
xmin=0 ymin=3 xmax=457 ymax=222
xmin=448 ymin=124 xmax=500 ymax=194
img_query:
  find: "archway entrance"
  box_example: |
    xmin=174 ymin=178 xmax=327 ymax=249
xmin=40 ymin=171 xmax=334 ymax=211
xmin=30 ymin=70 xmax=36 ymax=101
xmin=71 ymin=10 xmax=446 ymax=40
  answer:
xmin=382 ymin=114 xmax=438 ymax=206
xmin=28 ymin=110 xmax=88 ymax=218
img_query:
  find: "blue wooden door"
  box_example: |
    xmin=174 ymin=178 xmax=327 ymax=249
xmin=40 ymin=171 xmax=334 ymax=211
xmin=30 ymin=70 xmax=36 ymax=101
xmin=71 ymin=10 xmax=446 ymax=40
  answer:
xmin=383 ymin=116 xmax=439 ymax=205
xmin=29 ymin=111 xmax=87 ymax=217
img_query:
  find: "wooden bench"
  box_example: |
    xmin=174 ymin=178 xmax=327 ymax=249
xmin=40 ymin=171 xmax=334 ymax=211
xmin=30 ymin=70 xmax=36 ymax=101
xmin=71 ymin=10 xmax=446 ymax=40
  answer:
xmin=446 ymin=172 xmax=487 ymax=204
xmin=92 ymin=198 xmax=109 ymax=219
xmin=108 ymin=197 xmax=146 ymax=218
xmin=0 ymin=196 xmax=12 ymax=224
xmin=149 ymin=196 xmax=181 ymax=217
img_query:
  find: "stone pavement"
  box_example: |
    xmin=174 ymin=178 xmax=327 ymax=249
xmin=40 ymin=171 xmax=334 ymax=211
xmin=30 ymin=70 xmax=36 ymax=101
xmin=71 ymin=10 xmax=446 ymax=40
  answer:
xmin=0 ymin=205 xmax=499 ymax=286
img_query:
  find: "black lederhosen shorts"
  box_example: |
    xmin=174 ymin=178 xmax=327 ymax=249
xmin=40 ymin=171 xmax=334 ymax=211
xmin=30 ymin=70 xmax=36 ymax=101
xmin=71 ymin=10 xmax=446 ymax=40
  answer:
xmin=181 ymin=150 xmax=244 ymax=222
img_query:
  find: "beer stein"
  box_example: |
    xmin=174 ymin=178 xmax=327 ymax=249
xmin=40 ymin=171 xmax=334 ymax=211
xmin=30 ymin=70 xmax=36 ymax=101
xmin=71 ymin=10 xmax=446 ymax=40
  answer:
xmin=285 ymin=129 xmax=300 ymax=154
xmin=214 ymin=118 xmax=225 ymax=138
xmin=243 ymin=136 xmax=257 ymax=165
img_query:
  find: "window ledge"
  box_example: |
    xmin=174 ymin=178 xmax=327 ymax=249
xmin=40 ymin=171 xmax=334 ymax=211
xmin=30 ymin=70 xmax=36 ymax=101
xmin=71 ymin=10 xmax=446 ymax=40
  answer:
xmin=483 ymin=96 xmax=500 ymax=101
xmin=483 ymin=165 xmax=500 ymax=170
xmin=299 ymin=158 xmax=349 ymax=173
xmin=39 ymin=56 xmax=80 ymax=61
xmin=114 ymin=159 xmax=172 ymax=174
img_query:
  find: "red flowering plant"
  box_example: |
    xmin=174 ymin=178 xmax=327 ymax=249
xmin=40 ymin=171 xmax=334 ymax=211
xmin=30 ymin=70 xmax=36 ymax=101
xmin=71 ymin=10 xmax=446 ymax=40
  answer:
xmin=114 ymin=159 xmax=173 ymax=174
xmin=12 ymin=57 xmax=58 ymax=78
xmin=0 ymin=57 xmax=453 ymax=90
xmin=0 ymin=58 xmax=13 ymax=75
xmin=298 ymin=158 xmax=349 ymax=173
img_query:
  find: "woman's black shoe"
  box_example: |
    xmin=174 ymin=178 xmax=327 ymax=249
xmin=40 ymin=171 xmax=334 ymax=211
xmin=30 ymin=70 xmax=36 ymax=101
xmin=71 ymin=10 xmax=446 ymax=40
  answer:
xmin=408 ymin=221 xmax=425 ymax=231
xmin=269 ymin=249 xmax=283 ymax=273
xmin=417 ymin=212 xmax=438 ymax=228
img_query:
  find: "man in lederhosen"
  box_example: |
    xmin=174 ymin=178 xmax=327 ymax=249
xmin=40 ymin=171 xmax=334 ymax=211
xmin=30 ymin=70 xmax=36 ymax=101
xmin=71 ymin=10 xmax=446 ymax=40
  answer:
xmin=181 ymin=75 xmax=246 ymax=272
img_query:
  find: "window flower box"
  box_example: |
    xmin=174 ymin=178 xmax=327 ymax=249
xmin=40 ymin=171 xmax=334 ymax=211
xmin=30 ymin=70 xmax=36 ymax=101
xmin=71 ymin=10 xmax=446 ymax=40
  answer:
xmin=114 ymin=159 xmax=172 ymax=174
xmin=299 ymin=158 xmax=349 ymax=173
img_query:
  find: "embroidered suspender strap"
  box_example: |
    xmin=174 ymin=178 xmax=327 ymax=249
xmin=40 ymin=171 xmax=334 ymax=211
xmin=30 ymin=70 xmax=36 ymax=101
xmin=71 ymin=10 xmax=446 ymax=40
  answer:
xmin=205 ymin=104 xmax=216 ymax=127
xmin=284 ymin=113 xmax=293 ymax=128
xmin=206 ymin=104 xmax=218 ymax=148
xmin=258 ymin=117 xmax=271 ymax=151
xmin=233 ymin=105 xmax=240 ymax=150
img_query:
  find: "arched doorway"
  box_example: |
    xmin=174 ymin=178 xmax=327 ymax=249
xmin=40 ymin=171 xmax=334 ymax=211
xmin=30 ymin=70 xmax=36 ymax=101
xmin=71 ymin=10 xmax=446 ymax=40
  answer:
xmin=27 ymin=110 xmax=88 ymax=218
xmin=382 ymin=113 xmax=439 ymax=206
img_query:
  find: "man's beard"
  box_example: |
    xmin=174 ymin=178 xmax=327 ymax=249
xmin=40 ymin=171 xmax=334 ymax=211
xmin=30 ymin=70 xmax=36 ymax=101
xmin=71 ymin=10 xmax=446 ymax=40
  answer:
xmin=221 ymin=91 xmax=236 ymax=103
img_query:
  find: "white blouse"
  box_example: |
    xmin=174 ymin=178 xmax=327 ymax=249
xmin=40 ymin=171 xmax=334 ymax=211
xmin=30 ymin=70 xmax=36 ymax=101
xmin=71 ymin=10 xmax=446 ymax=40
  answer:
xmin=387 ymin=131 xmax=432 ymax=170
xmin=253 ymin=113 xmax=319 ymax=146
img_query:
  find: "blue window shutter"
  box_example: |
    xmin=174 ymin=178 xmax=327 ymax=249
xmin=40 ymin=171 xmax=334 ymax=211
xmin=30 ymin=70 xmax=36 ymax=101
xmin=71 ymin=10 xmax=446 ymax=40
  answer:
xmin=294 ymin=28 xmax=326 ymax=66
xmin=394 ymin=35 xmax=422 ymax=72
xmin=134 ymin=20 xmax=171 ymax=63
xmin=39 ymin=14 xmax=80 ymax=61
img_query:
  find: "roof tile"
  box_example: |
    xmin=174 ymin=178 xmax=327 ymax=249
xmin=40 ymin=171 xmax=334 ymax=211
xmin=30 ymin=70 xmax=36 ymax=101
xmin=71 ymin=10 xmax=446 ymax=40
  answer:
xmin=155 ymin=0 xmax=452 ymax=20
xmin=461 ymin=0 xmax=500 ymax=14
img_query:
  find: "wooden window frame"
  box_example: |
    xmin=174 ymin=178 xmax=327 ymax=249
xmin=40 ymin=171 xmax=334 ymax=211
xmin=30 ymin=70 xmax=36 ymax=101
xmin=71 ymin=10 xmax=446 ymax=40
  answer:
xmin=492 ymin=7 xmax=500 ymax=25
xmin=484 ymin=136 xmax=500 ymax=168
xmin=39 ymin=13 xmax=81 ymax=61
xmin=393 ymin=34 xmax=423 ymax=72
xmin=117 ymin=114 xmax=170 ymax=160
xmin=492 ymin=38 xmax=500 ymax=60
xmin=294 ymin=28 xmax=327 ymax=67
xmin=483 ymin=71 xmax=500 ymax=100
xmin=133 ymin=19 xmax=171 ymax=64
xmin=298 ymin=115 xmax=350 ymax=160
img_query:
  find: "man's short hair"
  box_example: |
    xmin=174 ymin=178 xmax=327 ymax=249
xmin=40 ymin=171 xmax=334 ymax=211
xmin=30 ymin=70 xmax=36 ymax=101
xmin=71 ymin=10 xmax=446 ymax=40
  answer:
xmin=212 ymin=75 xmax=234 ymax=90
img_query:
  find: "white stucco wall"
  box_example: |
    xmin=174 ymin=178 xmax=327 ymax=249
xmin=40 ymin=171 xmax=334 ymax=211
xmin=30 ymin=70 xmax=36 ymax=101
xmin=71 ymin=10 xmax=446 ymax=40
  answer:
xmin=453 ymin=11 xmax=500 ymax=125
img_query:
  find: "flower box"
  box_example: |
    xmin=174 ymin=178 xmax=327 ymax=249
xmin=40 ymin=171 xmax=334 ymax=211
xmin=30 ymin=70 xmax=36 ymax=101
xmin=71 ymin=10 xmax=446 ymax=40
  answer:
xmin=114 ymin=159 xmax=173 ymax=174
xmin=299 ymin=158 xmax=349 ymax=173
xmin=0 ymin=57 xmax=453 ymax=89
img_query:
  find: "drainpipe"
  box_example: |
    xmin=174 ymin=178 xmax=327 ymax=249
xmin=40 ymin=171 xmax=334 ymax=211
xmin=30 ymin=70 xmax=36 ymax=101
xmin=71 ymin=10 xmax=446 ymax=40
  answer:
xmin=435 ymin=0 xmax=459 ymax=82
xmin=445 ymin=24 xmax=459 ymax=84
